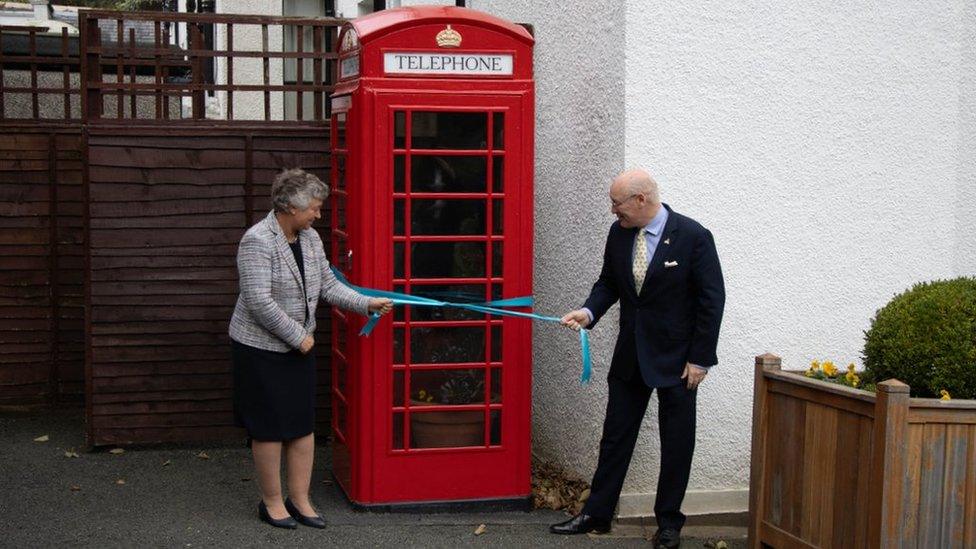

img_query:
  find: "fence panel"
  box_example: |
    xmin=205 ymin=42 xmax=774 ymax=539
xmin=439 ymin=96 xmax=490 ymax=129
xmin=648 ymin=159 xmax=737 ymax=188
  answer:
xmin=85 ymin=126 xmax=333 ymax=445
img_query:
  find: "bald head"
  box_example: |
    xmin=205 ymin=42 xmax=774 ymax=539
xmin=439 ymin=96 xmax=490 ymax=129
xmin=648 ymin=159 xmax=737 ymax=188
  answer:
xmin=611 ymin=168 xmax=660 ymax=204
xmin=608 ymin=168 xmax=662 ymax=228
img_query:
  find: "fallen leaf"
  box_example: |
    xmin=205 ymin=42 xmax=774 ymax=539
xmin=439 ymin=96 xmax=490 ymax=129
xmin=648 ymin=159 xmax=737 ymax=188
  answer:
xmin=473 ymin=524 xmax=487 ymax=536
xmin=109 ymin=448 xmax=125 ymax=455
xmin=69 ymin=485 xmax=81 ymax=492
xmin=33 ymin=435 xmax=49 ymax=442
xmin=116 ymin=479 xmax=126 ymax=485
xmin=162 ymin=460 xmax=172 ymax=467
xmin=715 ymin=541 xmax=729 ymax=549
xmin=196 ymin=451 xmax=209 ymax=460
xmin=64 ymin=450 xmax=79 ymax=458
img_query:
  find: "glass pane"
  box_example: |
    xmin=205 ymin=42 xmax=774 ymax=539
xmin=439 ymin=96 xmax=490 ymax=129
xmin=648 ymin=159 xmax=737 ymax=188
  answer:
xmin=490 ymin=368 xmax=501 ymax=403
xmin=412 ymin=111 xmax=486 ymax=150
xmin=411 ymin=199 xmax=485 ymax=236
xmin=394 ymin=199 xmax=405 ymax=236
xmin=410 ymin=326 xmax=485 ymax=363
xmin=489 ymin=409 xmax=501 ymax=446
xmin=491 ymin=325 xmax=501 ymax=361
xmin=333 ymin=235 xmax=350 ymax=272
xmin=411 ymin=156 xmax=486 ymax=193
xmin=492 ymin=112 xmax=504 ymax=150
xmin=394 ymin=242 xmax=404 ymax=278
xmin=492 ymin=156 xmax=504 ymax=192
xmin=488 ymin=284 xmax=503 ymax=320
xmin=410 ymin=368 xmax=485 ymax=405
xmin=394 ymin=155 xmax=405 ymax=193
xmin=394 ymin=284 xmax=407 ymax=321
xmin=492 ymin=242 xmax=503 ymax=278
xmin=492 ymin=199 xmax=503 ymax=235
xmin=335 ymin=155 xmax=346 ymax=191
xmin=335 ymin=193 xmax=347 ymax=232
xmin=393 ymin=411 xmax=405 ymax=450
xmin=393 ymin=370 xmax=404 ymax=407
xmin=406 ymin=284 xmax=487 ymax=321
xmin=411 ymin=242 xmax=485 ymax=279
xmin=336 ymin=315 xmax=348 ymax=350
xmin=394 ymin=111 xmax=406 ymax=149
xmin=335 ymin=112 xmax=347 ymax=148
xmin=393 ymin=327 xmax=405 ymax=364
xmin=336 ymin=402 xmax=348 ymax=436
xmin=335 ymin=356 xmax=347 ymax=393
xmin=411 ymin=409 xmax=486 ymax=448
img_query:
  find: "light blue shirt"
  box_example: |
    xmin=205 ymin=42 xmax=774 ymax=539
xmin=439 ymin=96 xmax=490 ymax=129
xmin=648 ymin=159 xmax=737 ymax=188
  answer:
xmin=582 ymin=206 xmax=711 ymax=371
xmin=634 ymin=205 xmax=669 ymax=269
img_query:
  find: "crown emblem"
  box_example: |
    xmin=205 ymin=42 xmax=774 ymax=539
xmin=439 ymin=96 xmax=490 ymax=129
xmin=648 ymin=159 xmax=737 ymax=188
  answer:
xmin=341 ymin=30 xmax=359 ymax=51
xmin=435 ymin=25 xmax=462 ymax=48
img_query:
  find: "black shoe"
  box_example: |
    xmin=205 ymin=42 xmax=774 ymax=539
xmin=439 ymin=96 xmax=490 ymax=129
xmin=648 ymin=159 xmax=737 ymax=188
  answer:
xmin=548 ymin=513 xmax=612 ymax=535
xmin=652 ymin=527 xmax=681 ymax=548
xmin=285 ymin=497 xmax=326 ymax=529
xmin=258 ymin=501 xmax=298 ymax=529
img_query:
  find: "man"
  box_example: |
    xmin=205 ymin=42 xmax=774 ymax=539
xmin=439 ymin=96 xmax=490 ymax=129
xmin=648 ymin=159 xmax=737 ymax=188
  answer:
xmin=550 ymin=169 xmax=725 ymax=549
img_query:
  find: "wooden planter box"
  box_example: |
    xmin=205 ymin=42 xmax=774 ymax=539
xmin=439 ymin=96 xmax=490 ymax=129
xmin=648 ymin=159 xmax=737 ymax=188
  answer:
xmin=748 ymin=354 xmax=976 ymax=548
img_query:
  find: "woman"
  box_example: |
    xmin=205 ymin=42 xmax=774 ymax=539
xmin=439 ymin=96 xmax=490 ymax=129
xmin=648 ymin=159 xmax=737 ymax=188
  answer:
xmin=229 ymin=168 xmax=392 ymax=529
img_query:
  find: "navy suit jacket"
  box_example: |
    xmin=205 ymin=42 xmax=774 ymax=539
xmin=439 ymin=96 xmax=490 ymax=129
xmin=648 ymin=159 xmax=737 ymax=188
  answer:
xmin=583 ymin=204 xmax=725 ymax=388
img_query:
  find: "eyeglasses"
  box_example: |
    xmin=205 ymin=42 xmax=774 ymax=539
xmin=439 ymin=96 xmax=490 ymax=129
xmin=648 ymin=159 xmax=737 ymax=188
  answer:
xmin=610 ymin=193 xmax=642 ymax=208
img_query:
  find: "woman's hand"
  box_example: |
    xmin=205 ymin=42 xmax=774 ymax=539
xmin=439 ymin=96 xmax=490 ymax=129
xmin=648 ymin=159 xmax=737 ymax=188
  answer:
xmin=368 ymin=298 xmax=393 ymax=315
xmin=299 ymin=335 xmax=315 ymax=354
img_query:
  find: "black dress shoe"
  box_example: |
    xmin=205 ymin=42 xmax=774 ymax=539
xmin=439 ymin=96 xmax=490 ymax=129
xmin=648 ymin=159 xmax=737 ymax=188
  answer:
xmin=285 ymin=497 xmax=327 ymax=529
xmin=258 ymin=501 xmax=298 ymax=529
xmin=652 ymin=527 xmax=681 ymax=548
xmin=548 ymin=513 xmax=612 ymax=535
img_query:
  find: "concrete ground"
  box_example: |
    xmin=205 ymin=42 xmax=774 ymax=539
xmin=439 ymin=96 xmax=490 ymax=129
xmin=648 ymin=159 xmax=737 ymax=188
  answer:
xmin=0 ymin=409 xmax=746 ymax=548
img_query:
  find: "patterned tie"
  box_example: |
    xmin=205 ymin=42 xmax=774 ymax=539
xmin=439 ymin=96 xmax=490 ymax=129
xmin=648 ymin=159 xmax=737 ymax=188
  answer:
xmin=633 ymin=228 xmax=648 ymax=292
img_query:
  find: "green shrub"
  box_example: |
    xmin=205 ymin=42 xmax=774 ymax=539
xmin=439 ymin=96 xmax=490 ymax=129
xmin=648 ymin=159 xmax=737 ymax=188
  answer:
xmin=863 ymin=278 xmax=976 ymax=399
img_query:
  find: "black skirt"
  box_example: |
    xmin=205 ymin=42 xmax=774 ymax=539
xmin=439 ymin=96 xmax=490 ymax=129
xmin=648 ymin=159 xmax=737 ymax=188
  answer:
xmin=232 ymin=340 xmax=316 ymax=442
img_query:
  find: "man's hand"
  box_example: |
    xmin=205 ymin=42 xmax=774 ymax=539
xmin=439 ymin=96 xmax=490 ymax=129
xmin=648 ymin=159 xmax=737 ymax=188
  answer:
xmin=681 ymin=363 xmax=707 ymax=390
xmin=368 ymin=297 xmax=393 ymax=315
xmin=299 ymin=334 xmax=315 ymax=354
xmin=560 ymin=309 xmax=590 ymax=331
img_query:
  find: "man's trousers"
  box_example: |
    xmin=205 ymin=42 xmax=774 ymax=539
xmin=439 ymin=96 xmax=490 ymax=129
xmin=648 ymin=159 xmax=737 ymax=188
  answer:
xmin=581 ymin=375 xmax=697 ymax=530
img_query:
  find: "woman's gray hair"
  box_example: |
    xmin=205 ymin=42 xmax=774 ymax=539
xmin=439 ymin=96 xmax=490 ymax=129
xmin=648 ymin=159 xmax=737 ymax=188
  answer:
xmin=271 ymin=168 xmax=329 ymax=212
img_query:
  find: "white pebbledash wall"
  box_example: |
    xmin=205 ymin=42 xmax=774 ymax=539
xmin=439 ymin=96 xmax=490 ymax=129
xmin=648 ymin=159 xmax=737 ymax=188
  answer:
xmin=220 ymin=0 xmax=976 ymax=517
xmin=478 ymin=0 xmax=976 ymax=517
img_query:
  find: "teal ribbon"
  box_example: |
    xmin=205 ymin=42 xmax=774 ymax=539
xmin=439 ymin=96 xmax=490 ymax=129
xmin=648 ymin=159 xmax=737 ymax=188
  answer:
xmin=331 ymin=267 xmax=592 ymax=384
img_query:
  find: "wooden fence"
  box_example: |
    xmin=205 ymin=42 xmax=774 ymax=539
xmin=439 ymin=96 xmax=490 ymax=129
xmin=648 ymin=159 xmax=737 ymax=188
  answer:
xmin=749 ymin=354 xmax=976 ymax=548
xmin=1 ymin=12 xmax=346 ymax=445
xmin=0 ymin=22 xmax=86 ymax=406
xmin=85 ymin=126 xmax=334 ymax=445
xmin=0 ymin=126 xmax=85 ymax=407
xmin=79 ymin=10 xmax=341 ymax=123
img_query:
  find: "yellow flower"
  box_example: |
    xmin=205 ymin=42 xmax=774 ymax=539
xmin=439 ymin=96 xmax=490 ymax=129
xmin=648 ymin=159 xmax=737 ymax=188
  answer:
xmin=940 ymin=389 xmax=951 ymax=401
xmin=822 ymin=361 xmax=838 ymax=377
xmin=810 ymin=360 xmax=821 ymax=371
xmin=847 ymin=363 xmax=856 ymax=374
xmin=845 ymin=370 xmax=860 ymax=388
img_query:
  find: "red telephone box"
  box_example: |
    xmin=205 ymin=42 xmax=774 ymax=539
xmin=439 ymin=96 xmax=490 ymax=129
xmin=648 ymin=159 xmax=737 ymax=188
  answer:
xmin=328 ymin=7 xmax=534 ymax=507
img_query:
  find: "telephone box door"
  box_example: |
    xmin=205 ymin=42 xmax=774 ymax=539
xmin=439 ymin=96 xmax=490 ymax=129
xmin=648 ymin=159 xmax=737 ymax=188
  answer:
xmin=369 ymin=91 xmax=532 ymax=502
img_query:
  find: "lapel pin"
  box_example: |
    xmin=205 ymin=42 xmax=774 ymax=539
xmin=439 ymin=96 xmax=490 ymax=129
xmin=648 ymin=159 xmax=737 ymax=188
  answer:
xmin=663 ymin=238 xmax=670 ymax=245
